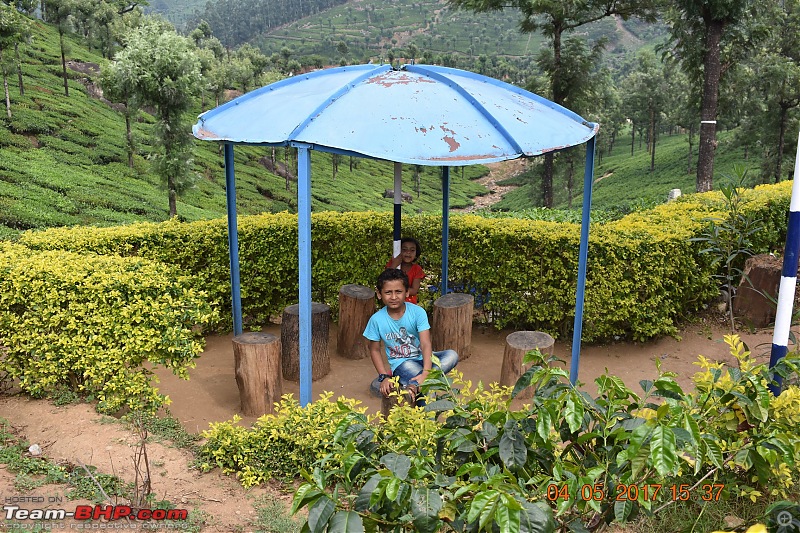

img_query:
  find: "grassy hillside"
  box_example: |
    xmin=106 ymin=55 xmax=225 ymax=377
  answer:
xmin=491 ymin=130 xmax=756 ymax=212
xmin=252 ymin=0 xmax=660 ymax=68
xmin=0 ymin=17 xmax=488 ymax=239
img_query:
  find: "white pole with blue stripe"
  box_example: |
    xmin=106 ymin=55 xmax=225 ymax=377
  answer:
xmin=768 ymin=130 xmax=800 ymax=395
xmin=393 ymin=162 xmax=402 ymax=263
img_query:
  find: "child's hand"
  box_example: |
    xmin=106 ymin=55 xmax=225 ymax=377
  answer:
xmin=380 ymin=377 xmax=395 ymax=397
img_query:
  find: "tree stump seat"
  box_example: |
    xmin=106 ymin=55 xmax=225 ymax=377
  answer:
xmin=432 ymin=293 xmax=473 ymax=360
xmin=232 ymin=332 xmax=282 ymax=416
xmin=500 ymin=331 xmax=555 ymax=399
xmin=337 ymin=284 xmax=375 ymax=360
xmin=280 ymin=302 xmax=331 ymax=382
xmin=733 ymin=253 xmax=782 ymax=328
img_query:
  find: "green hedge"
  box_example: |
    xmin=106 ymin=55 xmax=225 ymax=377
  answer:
xmin=0 ymin=243 xmax=217 ymax=413
xmin=17 ymin=181 xmax=793 ymax=341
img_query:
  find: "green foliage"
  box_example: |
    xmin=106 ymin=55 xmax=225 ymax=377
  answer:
xmin=18 ymin=180 xmax=791 ymax=340
xmin=282 ymin=336 xmax=800 ymax=532
xmin=692 ymin=165 xmax=764 ymax=330
xmin=0 ymin=243 xmax=218 ymax=413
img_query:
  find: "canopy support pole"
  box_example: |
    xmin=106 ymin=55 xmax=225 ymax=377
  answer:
xmin=441 ymin=166 xmax=450 ymax=295
xmin=224 ymin=143 xmax=243 ymax=336
xmin=393 ymin=162 xmax=402 ymax=261
xmin=768 ymin=130 xmax=800 ymax=395
xmin=296 ymin=143 xmax=313 ymax=406
xmin=570 ymin=136 xmax=597 ymax=385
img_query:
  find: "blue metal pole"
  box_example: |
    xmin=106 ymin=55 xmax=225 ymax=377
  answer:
xmin=297 ymin=144 xmax=313 ymax=406
xmin=768 ymin=130 xmax=800 ymax=395
xmin=570 ymin=136 xmax=597 ymax=385
xmin=224 ymin=143 xmax=243 ymax=336
xmin=393 ymin=162 xmax=402 ymax=261
xmin=441 ymin=166 xmax=450 ymax=295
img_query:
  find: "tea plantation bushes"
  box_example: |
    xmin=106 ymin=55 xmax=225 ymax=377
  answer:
xmin=0 ymin=243 xmax=217 ymax=413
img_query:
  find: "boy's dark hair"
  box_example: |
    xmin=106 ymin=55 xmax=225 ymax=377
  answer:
xmin=377 ymin=268 xmax=409 ymax=290
xmin=401 ymin=237 xmax=422 ymax=261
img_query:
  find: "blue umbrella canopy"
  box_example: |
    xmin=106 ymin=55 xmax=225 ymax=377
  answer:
xmin=193 ymin=63 xmax=599 ymax=406
xmin=193 ymin=63 xmax=598 ymax=164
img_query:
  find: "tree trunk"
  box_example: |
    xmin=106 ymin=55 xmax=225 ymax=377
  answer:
xmin=649 ymin=106 xmax=655 ymax=172
xmin=500 ymin=331 xmax=554 ymax=399
xmin=432 ymin=293 xmax=473 ymax=361
xmin=542 ymin=152 xmax=554 ymax=208
xmin=14 ymin=42 xmax=23 ymax=97
xmin=630 ymin=121 xmax=635 ymax=156
xmin=696 ymin=19 xmax=725 ymax=193
xmin=168 ymin=183 xmax=177 ymax=218
xmin=775 ymin=104 xmax=788 ymax=183
xmin=540 ymin=26 xmax=564 ymax=209
xmin=125 ymin=107 xmax=134 ymax=168
xmin=59 ymin=29 xmax=69 ymax=97
xmin=687 ymin=123 xmax=694 ymax=174
xmin=280 ymin=302 xmax=331 ymax=381
xmin=337 ymin=284 xmax=375 ymax=360
xmin=1 ymin=49 xmax=10 ymax=119
xmin=232 ymin=332 xmax=282 ymax=416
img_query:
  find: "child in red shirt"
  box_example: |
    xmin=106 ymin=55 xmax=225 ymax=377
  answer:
xmin=386 ymin=237 xmax=424 ymax=304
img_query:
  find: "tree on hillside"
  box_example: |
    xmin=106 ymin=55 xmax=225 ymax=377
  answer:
xmin=0 ymin=3 xmax=28 ymax=118
xmin=447 ymin=0 xmax=660 ymax=207
xmin=112 ymin=19 xmax=201 ymax=217
xmin=663 ymin=0 xmax=762 ymax=192
xmin=43 ymin=0 xmax=76 ymax=97
xmin=742 ymin=0 xmax=800 ymax=183
xmin=622 ymin=50 xmax=668 ymax=172
xmin=100 ymin=61 xmax=139 ymax=169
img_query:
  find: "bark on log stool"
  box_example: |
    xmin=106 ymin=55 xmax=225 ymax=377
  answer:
xmin=337 ymin=284 xmax=376 ymax=360
xmin=380 ymin=387 xmax=417 ymax=417
xmin=432 ymin=293 xmax=474 ymax=360
xmin=733 ymin=253 xmax=782 ymax=328
xmin=232 ymin=332 xmax=282 ymax=416
xmin=281 ymin=302 xmax=331 ymax=382
xmin=500 ymin=331 xmax=555 ymax=399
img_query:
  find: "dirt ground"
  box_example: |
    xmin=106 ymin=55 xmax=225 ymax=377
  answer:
xmin=0 ymin=312 xmax=779 ymax=531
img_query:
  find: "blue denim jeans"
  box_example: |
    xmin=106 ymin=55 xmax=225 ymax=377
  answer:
xmin=393 ymin=349 xmax=459 ymax=387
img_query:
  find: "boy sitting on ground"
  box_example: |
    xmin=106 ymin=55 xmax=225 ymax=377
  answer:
xmin=363 ymin=268 xmax=458 ymax=402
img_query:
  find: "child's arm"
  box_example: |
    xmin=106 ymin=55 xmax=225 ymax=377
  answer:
xmin=369 ymin=340 xmax=393 ymax=396
xmin=411 ymin=329 xmax=434 ymax=385
xmin=386 ymin=253 xmax=402 ymax=269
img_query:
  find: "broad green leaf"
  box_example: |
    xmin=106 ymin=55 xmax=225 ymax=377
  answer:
xmin=496 ymin=499 xmax=521 ymax=533
xmin=292 ymin=483 xmax=323 ymax=514
xmin=519 ymin=501 xmax=556 ymax=533
xmin=354 ymin=474 xmax=381 ymax=512
xmin=424 ymin=399 xmax=456 ymax=412
xmin=467 ymin=489 xmax=499 ymax=525
xmin=564 ymin=394 xmax=584 ymax=433
xmin=328 ymin=510 xmax=364 ymax=533
xmin=499 ymin=427 xmax=528 ymax=469
xmin=411 ymin=488 xmax=443 ymax=533
xmin=536 ymin=407 xmax=552 ymax=440
xmin=702 ymin=437 xmax=724 ymax=469
xmin=650 ymin=425 xmax=678 ymax=476
xmin=385 ymin=477 xmax=401 ymax=501
xmin=682 ymin=413 xmax=701 ymax=446
xmin=614 ymin=499 xmax=634 ymax=523
xmin=307 ymin=496 xmax=335 ymax=533
xmin=381 ymin=453 xmax=411 ymax=480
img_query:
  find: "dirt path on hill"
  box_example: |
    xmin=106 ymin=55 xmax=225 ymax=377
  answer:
xmin=456 ymin=158 xmax=527 ymax=212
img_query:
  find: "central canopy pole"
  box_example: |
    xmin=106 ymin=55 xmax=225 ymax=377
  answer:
xmin=441 ymin=166 xmax=451 ymax=295
xmin=296 ymin=143 xmax=313 ymax=406
xmin=393 ymin=162 xmax=402 ymax=261
xmin=569 ymin=135 xmax=597 ymax=385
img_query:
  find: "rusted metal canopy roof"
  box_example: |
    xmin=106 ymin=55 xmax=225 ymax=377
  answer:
xmin=193 ymin=63 xmax=598 ymax=165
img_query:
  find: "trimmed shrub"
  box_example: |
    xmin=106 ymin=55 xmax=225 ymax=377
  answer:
xmin=0 ymin=243 xmax=217 ymax=413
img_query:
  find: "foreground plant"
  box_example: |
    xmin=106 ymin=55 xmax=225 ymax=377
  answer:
xmin=289 ymin=336 xmax=800 ymax=532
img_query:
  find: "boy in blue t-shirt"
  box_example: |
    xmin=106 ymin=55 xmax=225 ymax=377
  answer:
xmin=364 ymin=268 xmax=458 ymax=399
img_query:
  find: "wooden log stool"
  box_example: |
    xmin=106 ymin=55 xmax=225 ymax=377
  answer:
xmin=232 ymin=332 xmax=282 ymax=416
xmin=732 ymin=253 xmax=782 ymax=328
xmin=380 ymin=387 xmax=417 ymax=417
xmin=280 ymin=302 xmax=331 ymax=382
xmin=337 ymin=284 xmax=376 ymax=360
xmin=432 ymin=293 xmax=474 ymax=360
xmin=500 ymin=331 xmax=555 ymax=399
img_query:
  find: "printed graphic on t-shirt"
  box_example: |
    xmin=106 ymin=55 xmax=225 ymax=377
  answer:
xmin=384 ymin=326 xmax=421 ymax=359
